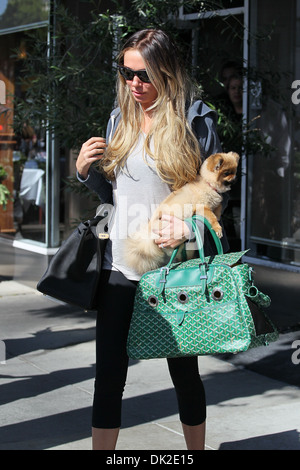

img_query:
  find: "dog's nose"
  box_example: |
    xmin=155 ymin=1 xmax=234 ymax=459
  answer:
xmin=226 ymin=176 xmax=237 ymax=186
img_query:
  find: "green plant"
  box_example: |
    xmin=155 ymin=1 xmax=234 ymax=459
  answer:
xmin=13 ymin=0 xmax=249 ymax=150
xmin=0 ymin=165 xmax=11 ymax=210
xmin=0 ymin=165 xmax=8 ymax=183
xmin=12 ymin=0 xmax=278 ymax=200
xmin=0 ymin=184 xmax=11 ymax=210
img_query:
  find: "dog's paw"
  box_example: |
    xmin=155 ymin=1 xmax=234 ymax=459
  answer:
xmin=212 ymin=223 xmax=223 ymax=238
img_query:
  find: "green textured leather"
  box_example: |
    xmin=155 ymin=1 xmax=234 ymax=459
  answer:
xmin=127 ymin=215 xmax=278 ymax=359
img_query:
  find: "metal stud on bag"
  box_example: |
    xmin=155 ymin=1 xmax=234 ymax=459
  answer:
xmin=147 ymin=295 xmax=159 ymax=307
xmin=177 ymin=291 xmax=189 ymax=304
xmin=212 ymin=287 xmax=224 ymax=301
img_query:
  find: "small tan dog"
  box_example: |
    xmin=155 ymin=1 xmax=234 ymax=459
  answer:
xmin=125 ymin=151 xmax=240 ymax=275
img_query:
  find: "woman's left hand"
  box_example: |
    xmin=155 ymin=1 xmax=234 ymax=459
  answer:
xmin=153 ymin=214 xmax=190 ymax=249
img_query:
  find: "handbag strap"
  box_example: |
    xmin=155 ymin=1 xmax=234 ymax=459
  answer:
xmin=167 ymin=215 xmax=223 ymax=267
xmin=190 ymin=215 xmax=223 ymax=255
xmin=157 ymin=216 xmax=223 ymax=295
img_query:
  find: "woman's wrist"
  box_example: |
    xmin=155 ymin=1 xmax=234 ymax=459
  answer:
xmin=76 ymin=163 xmax=90 ymax=180
xmin=76 ymin=167 xmax=90 ymax=181
xmin=78 ymin=170 xmax=88 ymax=180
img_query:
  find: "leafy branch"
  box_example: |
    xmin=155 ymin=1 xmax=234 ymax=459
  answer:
xmin=0 ymin=166 xmax=12 ymax=210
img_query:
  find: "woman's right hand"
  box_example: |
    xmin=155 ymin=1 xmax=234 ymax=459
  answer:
xmin=76 ymin=137 xmax=107 ymax=179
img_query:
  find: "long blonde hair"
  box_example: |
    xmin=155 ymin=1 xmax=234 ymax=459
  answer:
xmin=100 ymin=29 xmax=201 ymax=190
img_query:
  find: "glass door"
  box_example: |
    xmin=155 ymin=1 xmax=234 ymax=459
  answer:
xmin=247 ymin=0 xmax=299 ymax=267
xmin=180 ymin=3 xmax=246 ymax=251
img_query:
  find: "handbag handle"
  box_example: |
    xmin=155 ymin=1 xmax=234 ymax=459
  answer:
xmin=190 ymin=215 xmax=223 ymax=255
xmin=167 ymin=215 xmax=223 ymax=266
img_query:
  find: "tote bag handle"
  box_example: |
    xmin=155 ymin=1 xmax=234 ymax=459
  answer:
xmin=167 ymin=215 xmax=223 ymax=266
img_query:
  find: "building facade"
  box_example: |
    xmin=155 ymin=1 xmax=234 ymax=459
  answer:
xmin=0 ymin=0 xmax=300 ymax=285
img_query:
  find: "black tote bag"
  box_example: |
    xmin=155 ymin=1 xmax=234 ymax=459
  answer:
xmin=37 ymin=208 xmax=111 ymax=310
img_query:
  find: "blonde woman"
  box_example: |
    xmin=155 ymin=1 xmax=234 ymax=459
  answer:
xmin=76 ymin=29 xmax=225 ymax=451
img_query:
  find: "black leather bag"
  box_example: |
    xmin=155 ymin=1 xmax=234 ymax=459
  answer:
xmin=37 ymin=207 xmax=111 ymax=310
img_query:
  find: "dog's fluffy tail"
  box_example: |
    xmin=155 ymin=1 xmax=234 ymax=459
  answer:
xmin=124 ymin=224 xmax=166 ymax=275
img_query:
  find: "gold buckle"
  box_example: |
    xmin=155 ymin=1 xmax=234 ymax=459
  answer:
xmin=98 ymin=233 xmax=109 ymax=239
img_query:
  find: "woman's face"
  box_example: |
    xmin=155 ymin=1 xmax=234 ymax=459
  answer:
xmin=123 ymin=49 xmax=158 ymax=110
xmin=228 ymin=78 xmax=243 ymax=107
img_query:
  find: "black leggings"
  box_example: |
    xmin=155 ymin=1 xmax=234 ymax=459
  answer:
xmin=92 ymin=270 xmax=206 ymax=429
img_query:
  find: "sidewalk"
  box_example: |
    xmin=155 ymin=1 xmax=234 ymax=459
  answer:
xmin=0 ymin=280 xmax=299 ymax=450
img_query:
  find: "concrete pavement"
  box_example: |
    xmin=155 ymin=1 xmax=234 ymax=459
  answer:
xmin=0 ymin=279 xmax=299 ymax=450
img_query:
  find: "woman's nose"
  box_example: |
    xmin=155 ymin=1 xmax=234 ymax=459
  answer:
xmin=132 ymin=74 xmax=142 ymax=86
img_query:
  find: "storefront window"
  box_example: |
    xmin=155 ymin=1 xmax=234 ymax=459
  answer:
xmin=0 ymin=30 xmax=47 ymax=243
xmin=0 ymin=0 xmax=49 ymax=31
xmin=190 ymin=11 xmax=244 ymax=251
xmin=290 ymin=0 xmax=300 ymax=266
xmin=0 ymin=1 xmax=108 ymax=250
xmin=247 ymin=0 xmax=300 ymax=267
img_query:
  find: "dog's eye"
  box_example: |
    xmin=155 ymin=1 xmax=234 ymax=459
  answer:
xmin=224 ymin=171 xmax=232 ymax=176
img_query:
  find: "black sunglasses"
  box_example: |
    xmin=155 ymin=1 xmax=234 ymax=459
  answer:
xmin=117 ymin=65 xmax=151 ymax=83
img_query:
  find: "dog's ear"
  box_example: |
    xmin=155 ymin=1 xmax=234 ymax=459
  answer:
xmin=229 ymin=152 xmax=240 ymax=163
xmin=214 ymin=157 xmax=224 ymax=171
xmin=206 ymin=153 xmax=224 ymax=172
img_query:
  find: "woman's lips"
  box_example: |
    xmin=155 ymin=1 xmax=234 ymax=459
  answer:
xmin=132 ymin=90 xmax=144 ymax=97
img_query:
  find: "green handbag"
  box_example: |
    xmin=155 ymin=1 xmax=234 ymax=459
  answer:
xmin=127 ymin=215 xmax=278 ymax=360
